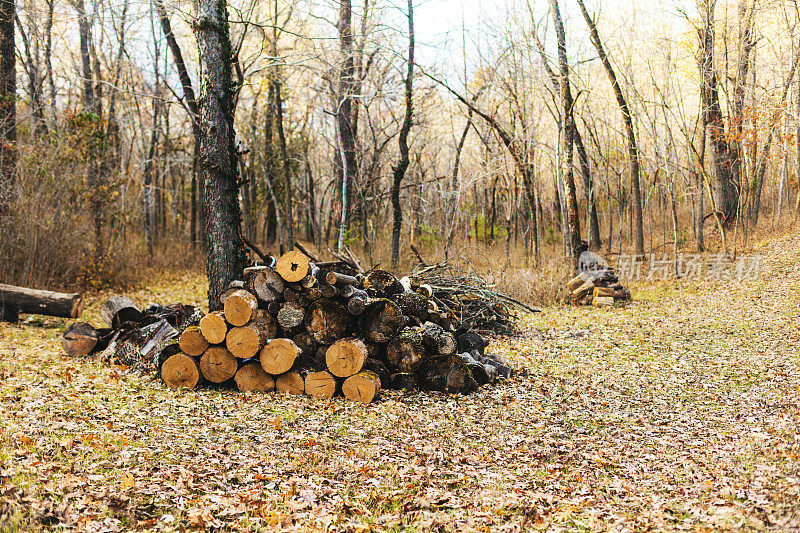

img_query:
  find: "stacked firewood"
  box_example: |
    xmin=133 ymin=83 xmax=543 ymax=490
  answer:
xmin=566 ymin=268 xmax=631 ymax=307
xmin=62 ymin=251 xmax=513 ymax=404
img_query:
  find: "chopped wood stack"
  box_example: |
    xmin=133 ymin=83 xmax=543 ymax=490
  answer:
xmin=566 ymin=268 xmax=631 ymax=307
xmin=157 ymin=251 xmax=512 ymax=403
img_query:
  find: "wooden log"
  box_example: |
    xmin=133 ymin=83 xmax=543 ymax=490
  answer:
xmin=220 ymin=280 xmax=245 ymax=304
xmin=61 ymin=322 xmax=102 ymax=357
xmin=326 ymin=337 xmax=368 ymax=378
xmin=359 ymin=299 xmax=405 ymax=343
xmin=292 ymin=332 xmax=317 ymax=356
xmin=304 ymin=287 xmax=323 ymax=301
xmin=362 ymin=358 xmax=391 ymax=389
xmin=223 ymin=289 xmax=258 ymax=326
xmin=244 ymin=266 xmax=285 ymax=302
xmin=418 ymin=355 xmax=478 ymax=394
xmin=234 ymin=362 xmax=276 ymax=392
xmin=266 ymin=301 xmax=281 ymax=315
xmin=179 ymin=325 xmax=210 ymax=356
xmin=572 ymin=279 xmax=595 ymax=298
xmin=299 ymin=273 xmax=318 ymax=289
xmin=100 ymin=295 xmax=142 ymax=328
xmin=277 ymin=302 xmax=305 ymax=330
xmin=363 ymin=270 xmax=403 ymax=297
xmin=325 ymin=271 xmax=360 ymax=288
xmin=283 ymin=287 xmax=300 ymax=302
xmin=592 ymin=296 xmax=614 ymax=308
xmin=342 ymin=371 xmax=381 ymax=404
xmin=161 ymin=353 xmax=203 ymax=390
xmin=456 ymin=331 xmax=487 ymax=355
xmin=416 ymin=284 xmax=433 ymax=299
xmin=319 ymin=284 xmax=338 ymax=299
xmin=420 ymin=321 xmax=457 ymax=355
xmin=199 ymin=311 xmax=228 ymax=344
xmin=275 ymin=371 xmax=305 ymax=395
xmin=566 ymin=271 xmax=592 ymax=292
xmin=199 ymin=346 xmax=238 ymax=383
xmin=346 ymin=288 xmax=368 ymax=316
xmin=260 ymin=338 xmax=301 ymax=375
xmin=593 ymin=286 xmax=614 ymax=298
xmin=390 ymin=372 xmax=418 ymax=391
xmin=0 ymin=283 xmax=84 ymax=321
xmin=276 ymin=250 xmax=310 ymax=282
xmin=304 ymin=370 xmax=337 ymax=399
xmin=386 ymin=327 xmax=425 ymax=372
xmin=226 ymin=318 xmax=274 ymax=359
xmin=304 ymin=299 xmax=351 ymax=344
xmin=395 ymin=291 xmax=429 ymax=319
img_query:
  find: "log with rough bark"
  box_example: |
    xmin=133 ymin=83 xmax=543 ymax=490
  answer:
xmin=226 ymin=319 xmax=273 ymax=359
xmin=277 ymin=302 xmax=305 ymax=329
xmin=592 ymin=295 xmax=614 ymax=307
xmin=319 ymin=284 xmax=338 ymax=299
xmin=234 ymin=362 xmax=275 ymax=392
xmin=220 ymin=280 xmax=245 ymax=304
xmin=100 ymin=295 xmax=142 ymax=328
xmin=304 ymin=370 xmax=337 ymax=399
xmin=363 ymin=270 xmax=403 ymax=297
xmin=362 ymin=358 xmax=391 ymax=388
xmin=304 ymin=299 xmax=351 ymax=344
xmin=200 ymin=346 xmax=238 ymax=383
xmin=179 ymin=325 xmax=210 ymax=356
xmin=390 ymin=372 xmax=418 ymax=391
xmin=260 ymin=338 xmax=301 ymax=375
xmin=418 ymin=354 xmax=478 ymax=394
xmin=386 ymin=327 xmax=425 ymax=372
xmin=223 ymin=289 xmax=258 ymax=326
xmin=292 ymin=332 xmax=317 ymax=356
xmin=395 ymin=290 xmax=428 ymax=319
xmin=161 ymin=353 xmax=203 ymax=389
xmin=359 ymin=299 xmax=405 ymax=343
xmin=326 ymin=337 xmax=368 ymax=378
xmin=276 ymin=250 xmax=310 ymax=282
xmin=342 ymin=370 xmax=381 ymax=404
xmin=325 ymin=271 xmax=359 ymax=287
xmin=199 ymin=311 xmax=228 ymax=344
xmin=420 ymin=321 xmax=457 ymax=355
xmin=275 ymin=371 xmax=305 ymax=395
xmin=244 ymin=266 xmax=285 ymax=302
xmin=61 ymin=322 xmax=113 ymax=357
xmin=346 ymin=288 xmax=368 ymax=316
xmin=0 ymin=284 xmax=85 ymax=321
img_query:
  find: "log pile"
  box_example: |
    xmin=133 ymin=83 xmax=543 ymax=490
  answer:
xmin=566 ymin=268 xmax=631 ymax=307
xmin=61 ymin=251 xmax=515 ymax=404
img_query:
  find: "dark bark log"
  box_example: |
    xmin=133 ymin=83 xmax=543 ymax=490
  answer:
xmin=420 ymin=321 xmax=456 ymax=355
xmin=363 ymin=270 xmax=403 ymax=297
xmin=304 ymin=299 xmax=351 ymax=343
xmin=0 ymin=284 xmax=84 ymax=320
xmin=386 ymin=327 xmax=425 ymax=372
xmin=359 ymin=298 xmax=405 ymax=343
xmin=61 ymin=322 xmax=108 ymax=357
xmin=390 ymin=372 xmax=418 ymax=391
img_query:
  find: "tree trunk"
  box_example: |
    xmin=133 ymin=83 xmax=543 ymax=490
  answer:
xmin=550 ymin=0 xmax=582 ymax=269
xmin=577 ymin=0 xmax=643 ymax=255
xmin=0 ymin=284 xmax=84 ymax=320
xmin=194 ymin=0 xmax=247 ymax=310
xmin=0 ymin=0 xmax=15 ymax=216
xmin=336 ymin=0 xmax=358 ymax=252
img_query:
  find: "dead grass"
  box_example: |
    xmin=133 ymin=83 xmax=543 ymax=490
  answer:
xmin=1 ymin=231 xmax=800 ymax=531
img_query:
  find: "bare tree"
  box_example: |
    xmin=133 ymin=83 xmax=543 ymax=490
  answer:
xmin=336 ymin=0 xmax=358 ymax=252
xmin=0 ymin=0 xmax=15 ymax=216
xmin=390 ymin=0 xmax=414 ymax=270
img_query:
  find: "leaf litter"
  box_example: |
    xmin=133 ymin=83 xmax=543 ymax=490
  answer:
xmin=1 ymin=240 xmax=799 ymax=531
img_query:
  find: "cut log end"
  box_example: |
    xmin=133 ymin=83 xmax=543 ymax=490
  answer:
xmin=235 ymin=363 xmax=276 ymax=392
xmin=199 ymin=311 xmax=228 ymax=344
xmin=304 ymin=370 xmax=337 ymax=399
xmin=179 ymin=326 xmax=210 ymax=356
xmin=61 ymin=321 xmax=99 ymax=357
xmin=199 ymin=347 xmax=238 ymax=383
xmin=223 ymin=290 xmax=258 ymax=327
xmin=342 ymin=371 xmax=381 ymax=404
xmin=161 ymin=353 xmax=202 ymax=390
xmin=276 ymin=371 xmax=305 ymax=395
xmin=326 ymin=337 xmax=368 ymax=378
xmin=276 ymin=251 xmax=311 ymax=282
xmin=260 ymin=338 xmax=301 ymax=375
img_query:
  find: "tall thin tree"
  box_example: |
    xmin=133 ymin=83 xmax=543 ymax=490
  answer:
xmin=0 ymin=0 xmax=15 ymax=216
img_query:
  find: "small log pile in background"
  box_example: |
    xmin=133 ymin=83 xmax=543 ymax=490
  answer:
xmin=62 ymin=250 xmax=519 ymax=404
xmin=566 ymin=268 xmax=631 ymax=307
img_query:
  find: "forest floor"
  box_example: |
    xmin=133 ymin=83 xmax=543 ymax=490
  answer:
xmin=1 ymin=233 xmax=799 ymax=532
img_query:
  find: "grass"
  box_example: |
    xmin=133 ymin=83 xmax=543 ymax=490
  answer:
xmin=2 ymin=232 xmax=800 ymax=531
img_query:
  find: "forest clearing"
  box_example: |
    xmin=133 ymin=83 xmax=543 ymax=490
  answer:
xmin=1 ymin=230 xmax=799 ymax=531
